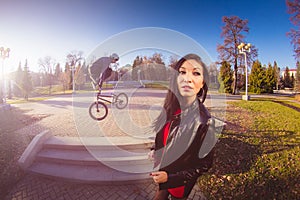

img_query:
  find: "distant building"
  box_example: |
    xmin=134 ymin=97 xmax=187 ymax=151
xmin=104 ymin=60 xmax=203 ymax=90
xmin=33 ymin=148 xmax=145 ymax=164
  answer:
xmin=281 ymin=69 xmax=297 ymax=78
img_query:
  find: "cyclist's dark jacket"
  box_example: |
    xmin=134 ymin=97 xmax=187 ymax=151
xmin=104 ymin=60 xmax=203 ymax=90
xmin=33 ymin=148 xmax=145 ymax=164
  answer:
xmin=89 ymin=57 xmax=112 ymax=82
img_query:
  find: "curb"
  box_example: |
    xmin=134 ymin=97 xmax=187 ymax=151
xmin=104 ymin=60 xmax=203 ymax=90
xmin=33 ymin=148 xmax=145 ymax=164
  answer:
xmin=18 ymin=130 xmax=52 ymax=170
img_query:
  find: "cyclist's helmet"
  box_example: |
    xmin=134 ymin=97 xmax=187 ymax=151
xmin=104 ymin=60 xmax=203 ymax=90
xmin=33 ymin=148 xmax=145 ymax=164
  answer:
xmin=110 ymin=53 xmax=119 ymax=61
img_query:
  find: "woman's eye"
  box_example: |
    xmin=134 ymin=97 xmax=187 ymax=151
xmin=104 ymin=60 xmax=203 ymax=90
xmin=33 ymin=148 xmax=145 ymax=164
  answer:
xmin=193 ymin=72 xmax=201 ymax=76
xmin=179 ymin=70 xmax=186 ymax=75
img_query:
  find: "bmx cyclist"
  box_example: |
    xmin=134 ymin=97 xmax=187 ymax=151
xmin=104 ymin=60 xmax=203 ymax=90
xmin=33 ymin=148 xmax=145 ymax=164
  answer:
xmin=87 ymin=53 xmax=129 ymax=121
xmin=88 ymin=53 xmax=119 ymax=90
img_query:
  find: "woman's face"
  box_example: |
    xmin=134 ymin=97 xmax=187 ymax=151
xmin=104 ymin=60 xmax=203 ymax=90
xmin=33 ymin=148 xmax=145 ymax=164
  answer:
xmin=177 ymin=59 xmax=205 ymax=104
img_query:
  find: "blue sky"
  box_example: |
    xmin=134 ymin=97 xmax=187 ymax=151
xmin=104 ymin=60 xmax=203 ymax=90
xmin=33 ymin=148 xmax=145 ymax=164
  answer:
xmin=0 ymin=0 xmax=296 ymax=73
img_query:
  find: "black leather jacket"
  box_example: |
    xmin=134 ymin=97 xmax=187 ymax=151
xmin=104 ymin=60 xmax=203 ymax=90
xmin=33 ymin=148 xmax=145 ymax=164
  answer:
xmin=152 ymin=99 xmax=216 ymax=197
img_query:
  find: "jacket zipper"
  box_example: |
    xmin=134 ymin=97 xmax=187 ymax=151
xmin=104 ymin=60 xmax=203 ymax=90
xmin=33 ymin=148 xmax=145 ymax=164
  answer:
xmin=159 ymin=120 xmax=174 ymax=169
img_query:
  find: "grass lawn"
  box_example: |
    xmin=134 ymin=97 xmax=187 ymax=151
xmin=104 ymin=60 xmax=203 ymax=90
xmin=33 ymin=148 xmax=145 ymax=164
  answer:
xmin=198 ymin=99 xmax=300 ymax=199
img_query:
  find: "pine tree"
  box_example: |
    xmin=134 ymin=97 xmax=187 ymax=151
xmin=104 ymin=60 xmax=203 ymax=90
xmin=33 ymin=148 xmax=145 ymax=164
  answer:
xmin=218 ymin=61 xmax=233 ymax=93
xmin=74 ymin=62 xmax=86 ymax=90
xmin=291 ymin=74 xmax=295 ymax=89
xmin=283 ymin=67 xmax=293 ymax=88
xmin=273 ymin=61 xmax=280 ymax=90
xmin=13 ymin=62 xmax=23 ymax=97
xmin=21 ymin=59 xmax=33 ymax=100
xmin=265 ymin=63 xmax=276 ymax=93
xmin=132 ymin=56 xmax=142 ymax=81
xmin=64 ymin=62 xmax=72 ymax=90
xmin=249 ymin=60 xmax=266 ymax=94
xmin=54 ymin=63 xmax=62 ymax=84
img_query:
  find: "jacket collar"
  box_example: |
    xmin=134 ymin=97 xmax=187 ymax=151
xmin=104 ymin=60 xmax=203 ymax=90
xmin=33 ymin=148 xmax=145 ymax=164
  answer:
xmin=172 ymin=98 xmax=210 ymax=123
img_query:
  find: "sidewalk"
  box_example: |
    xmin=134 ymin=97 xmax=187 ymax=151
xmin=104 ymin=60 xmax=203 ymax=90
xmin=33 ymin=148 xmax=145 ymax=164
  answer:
xmin=5 ymin=174 xmax=156 ymax=200
xmin=4 ymin=89 xmax=207 ymax=200
xmin=0 ymin=103 xmax=11 ymax=111
xmin=4 ymin=174 xmax=206 ymax=200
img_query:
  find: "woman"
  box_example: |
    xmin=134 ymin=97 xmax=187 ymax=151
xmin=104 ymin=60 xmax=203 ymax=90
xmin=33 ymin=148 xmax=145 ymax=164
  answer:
xmin=149 ymin=53 xmax=216 ymax=200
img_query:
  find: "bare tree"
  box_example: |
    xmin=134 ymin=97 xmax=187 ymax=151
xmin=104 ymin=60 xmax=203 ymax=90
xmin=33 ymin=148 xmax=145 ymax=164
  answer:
xmin=66 ymin=50 xmax=84 ymax=90
xmin=286 ymin=0 xmax=300 ymax=95
xmin=217 ymin=16 xmax=258 ymax=94
xmin=74 ymin=62 xmax=86 ymax=89
xmin=286 ymin=0 xmax=300 ymax=60
xmin=168 ymin=55 xmax=178 ymax=68
xmin=67 ymin=50 xmax=84 ymax=66
xmin=38 ymin=56 xmax=56 ymax=94
xmin=149 ymin=53 xmax=165 ymax=65
xmin=60 ymin=62 xmax=72 ymax=92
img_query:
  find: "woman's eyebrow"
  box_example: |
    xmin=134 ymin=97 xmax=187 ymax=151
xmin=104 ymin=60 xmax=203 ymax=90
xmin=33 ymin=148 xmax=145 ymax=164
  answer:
xmin=193 ymin=67 xmax=202 ymax=70
xmin=179 ymin=66 xmax=202 ymax=70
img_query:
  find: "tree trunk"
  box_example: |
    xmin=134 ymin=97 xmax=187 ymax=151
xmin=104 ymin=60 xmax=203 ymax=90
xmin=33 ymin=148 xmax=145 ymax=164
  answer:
xmin=232 ymin=61 xmax=238 ymax=94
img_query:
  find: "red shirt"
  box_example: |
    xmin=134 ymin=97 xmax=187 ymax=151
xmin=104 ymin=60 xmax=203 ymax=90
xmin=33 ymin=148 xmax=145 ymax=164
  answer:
xmin=163 ymin=109 xmax=185 ymax=198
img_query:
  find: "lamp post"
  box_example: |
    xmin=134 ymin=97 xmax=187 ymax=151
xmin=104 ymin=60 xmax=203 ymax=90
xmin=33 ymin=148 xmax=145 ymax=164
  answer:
xmin=0 ymin=47 xmax=10 ymax=104
xmin=238 ymin=43 xmax=251 ymax=101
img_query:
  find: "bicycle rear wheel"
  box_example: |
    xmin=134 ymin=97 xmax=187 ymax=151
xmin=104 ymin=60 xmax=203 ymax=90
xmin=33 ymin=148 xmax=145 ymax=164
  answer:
xmin=89 ymin=101 xmax=108 ymax=120
xmin=115 ymin=93 xmax=128 ymax=109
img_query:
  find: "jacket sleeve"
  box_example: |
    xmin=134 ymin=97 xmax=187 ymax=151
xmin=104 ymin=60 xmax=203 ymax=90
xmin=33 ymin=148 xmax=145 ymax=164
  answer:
xmin=160 ymin=147 xmax=215 ymax=189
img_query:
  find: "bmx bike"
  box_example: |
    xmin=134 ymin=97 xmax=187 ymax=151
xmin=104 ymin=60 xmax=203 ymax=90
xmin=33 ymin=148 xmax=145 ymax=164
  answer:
xmin=89 ymin=84 xmax=128 ymax=121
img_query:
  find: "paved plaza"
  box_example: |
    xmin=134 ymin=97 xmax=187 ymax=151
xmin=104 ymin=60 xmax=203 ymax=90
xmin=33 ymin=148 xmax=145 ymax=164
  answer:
xmin=4 ymin=88 xmax=213 ymax=200
xmin=4 ymin=174 xmax=206 ymax=200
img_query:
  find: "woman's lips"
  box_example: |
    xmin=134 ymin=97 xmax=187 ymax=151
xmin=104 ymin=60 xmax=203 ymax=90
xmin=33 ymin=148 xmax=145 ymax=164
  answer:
xmin=182 ymin=85 xmax=193 ymax=90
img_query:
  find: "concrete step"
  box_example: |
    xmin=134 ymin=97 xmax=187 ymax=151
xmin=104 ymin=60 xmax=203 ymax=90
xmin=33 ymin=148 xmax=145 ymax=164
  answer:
xmin=44 ymin=136 xmax=153 ymax=151
xmin=25 ymin=135 xmax=155 ymax=183
xmin=36 ymin=148 xmax=152 ymax=166
xmin=29 ymin=161 xmax=152 ymax=183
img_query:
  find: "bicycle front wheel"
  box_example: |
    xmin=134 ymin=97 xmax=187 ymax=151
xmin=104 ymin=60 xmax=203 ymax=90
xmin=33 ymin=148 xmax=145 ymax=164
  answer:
xmin=89 ymin=101 xmax=108 ymax=121
xmin=115 ymin=93 xmax=128 ymax=109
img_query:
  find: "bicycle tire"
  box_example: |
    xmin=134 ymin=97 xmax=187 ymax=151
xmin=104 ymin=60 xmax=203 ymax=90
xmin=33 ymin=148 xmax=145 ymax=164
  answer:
xmin=115 ymin=92 xmax=128 ymax=109
xmin=89 ymin=101 xmax=108 ymax=121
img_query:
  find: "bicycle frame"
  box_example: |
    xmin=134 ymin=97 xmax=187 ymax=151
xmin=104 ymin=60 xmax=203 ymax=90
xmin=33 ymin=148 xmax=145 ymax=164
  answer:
xmin=93 ymin=76 xmax=118 ymax=104
xmin=95 ymin=90 xmax=116 ymax=105
xmin=89 ymin=84 xmax=128 ymax=121
xmin=92 ymin=78 xmax=128 ymax=107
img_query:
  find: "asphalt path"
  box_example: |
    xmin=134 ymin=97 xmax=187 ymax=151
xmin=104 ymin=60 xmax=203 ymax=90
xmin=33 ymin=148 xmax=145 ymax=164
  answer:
xmin=11 ymin=88 xmax=231 ymax=138
xmin=12 ymin=88 xmax=293 ymax=139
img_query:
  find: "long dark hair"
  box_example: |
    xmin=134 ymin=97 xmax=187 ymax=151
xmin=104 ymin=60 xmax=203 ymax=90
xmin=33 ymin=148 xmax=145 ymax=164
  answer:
xmin=153 ymin=53 xmax=209 ymax=132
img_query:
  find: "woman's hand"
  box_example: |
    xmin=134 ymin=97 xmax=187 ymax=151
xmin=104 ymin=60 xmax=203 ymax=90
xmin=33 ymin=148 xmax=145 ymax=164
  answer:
xmin=150 ymin=171 xmax=168 ymax=183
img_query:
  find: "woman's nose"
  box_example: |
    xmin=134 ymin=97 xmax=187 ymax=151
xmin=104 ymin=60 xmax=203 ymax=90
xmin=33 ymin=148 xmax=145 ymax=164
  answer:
xmin=183 ymin=73 xmax=192 ymax=82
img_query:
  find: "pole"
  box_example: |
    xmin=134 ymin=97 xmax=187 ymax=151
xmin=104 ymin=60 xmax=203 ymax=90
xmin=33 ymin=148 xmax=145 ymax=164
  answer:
xmin=244 ymin=52 xmax=248 ymax=98
xmin=240 ymin=51 xmax=249 ymax=101
xmin=238 ymin=43 xmax=251 ymax=101
xmin=0 ymin=47 xmax=10 ymax=104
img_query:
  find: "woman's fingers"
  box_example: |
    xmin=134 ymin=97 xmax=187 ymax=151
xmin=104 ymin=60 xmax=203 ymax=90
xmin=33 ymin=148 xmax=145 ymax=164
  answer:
xmin=150 ymin=171 xmax=168 ymax=183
